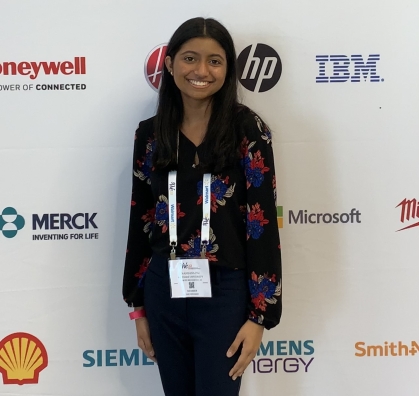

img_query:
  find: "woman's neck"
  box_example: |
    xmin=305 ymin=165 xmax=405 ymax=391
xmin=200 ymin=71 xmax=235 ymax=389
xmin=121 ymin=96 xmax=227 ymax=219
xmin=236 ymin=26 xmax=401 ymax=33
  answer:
xmin=181 ymin=97 xmax=212 ymax=146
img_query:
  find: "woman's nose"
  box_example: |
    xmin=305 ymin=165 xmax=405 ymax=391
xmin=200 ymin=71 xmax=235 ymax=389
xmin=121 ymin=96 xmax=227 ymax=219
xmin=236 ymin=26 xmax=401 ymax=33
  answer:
xmin=194 ymin=61 xmax=209 ymax=78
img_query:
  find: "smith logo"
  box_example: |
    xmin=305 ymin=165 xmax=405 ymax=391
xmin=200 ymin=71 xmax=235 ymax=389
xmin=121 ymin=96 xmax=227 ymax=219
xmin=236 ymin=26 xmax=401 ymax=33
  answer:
xmin=0 ymin=333 xmax=48 ymax=385
xmin=316 ymin=54 xmax=382 ymax=83
xmin=355 ymin=341 xmax=419 ymax=357
xmin=396 ymin=198 xmax=419 ymax=231
xmin=0 ymin=57 xmax=86 ymax=80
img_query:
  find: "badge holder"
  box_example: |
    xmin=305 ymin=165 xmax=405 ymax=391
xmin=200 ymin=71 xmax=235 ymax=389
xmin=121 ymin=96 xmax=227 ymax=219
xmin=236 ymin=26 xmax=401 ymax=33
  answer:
xmin=167 ymin=171 xmax=212 ymax=298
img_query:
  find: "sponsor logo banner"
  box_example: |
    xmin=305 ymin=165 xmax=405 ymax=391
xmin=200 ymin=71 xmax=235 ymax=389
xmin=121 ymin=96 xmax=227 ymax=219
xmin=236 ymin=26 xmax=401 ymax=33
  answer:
xmin=83 ymin=349 xmax=155 ymax=367
xmin=355 ymin=341 xmax=419 ymax=357
xmin=145 ymin=44 xmax=167 ymax=92
xmin=0 ymin=207 xmax=99 ymax=241
xmin=278 ymin=206 xmax=361 ymax=226
xmin=252 ymin=340 xmax=314 ymax=374
xmin=0 ymin=207 xmax=25 ymax=238
xmin=396 ymin=198 xmax=419 ymax=231
xmin=316 ymin=54 xmax=383 ymax=83
xmin=0 ymin=57 xmax=87 ymax=93
xmin=0 ymin=333 xmax=48 ymax=385
xmin=237 ymin=44 xmax=282 ymax=93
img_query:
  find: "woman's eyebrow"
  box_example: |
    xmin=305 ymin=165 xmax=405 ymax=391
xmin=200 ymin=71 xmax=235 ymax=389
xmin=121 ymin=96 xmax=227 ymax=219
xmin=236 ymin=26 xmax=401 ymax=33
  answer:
xmin=179 ymin=50 xmax=225 ymax=59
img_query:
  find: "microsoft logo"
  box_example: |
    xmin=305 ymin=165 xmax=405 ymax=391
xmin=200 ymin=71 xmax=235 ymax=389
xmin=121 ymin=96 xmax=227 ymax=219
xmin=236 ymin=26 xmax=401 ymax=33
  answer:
xmin=0 ymin=207 xmax=25 ymax=238
xmin=277 ymin=206 xmax=283 ymax=228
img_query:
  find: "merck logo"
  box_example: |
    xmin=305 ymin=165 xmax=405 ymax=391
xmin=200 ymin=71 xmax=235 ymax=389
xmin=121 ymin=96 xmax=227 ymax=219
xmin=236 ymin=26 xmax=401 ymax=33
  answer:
xmin=316 ymin=54 xmax=383 ymax=83
xmin=396 ymin=198 xmax=419 ymax=231
xmin=0 ymin=207 xmax=25 ymax=238
xmin=0 ymin=57 xmax=86 ymax=80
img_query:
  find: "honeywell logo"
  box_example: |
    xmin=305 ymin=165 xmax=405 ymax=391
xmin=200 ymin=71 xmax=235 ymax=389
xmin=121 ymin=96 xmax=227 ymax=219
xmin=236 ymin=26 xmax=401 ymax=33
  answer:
xmin=0 ymin=57 xmax=86 ymax=80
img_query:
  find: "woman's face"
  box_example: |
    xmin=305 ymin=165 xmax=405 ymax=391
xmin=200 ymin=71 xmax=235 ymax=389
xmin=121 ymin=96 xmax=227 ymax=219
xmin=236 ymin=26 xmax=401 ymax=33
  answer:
xmin=165 ymin=37 xmax=227 ymax=103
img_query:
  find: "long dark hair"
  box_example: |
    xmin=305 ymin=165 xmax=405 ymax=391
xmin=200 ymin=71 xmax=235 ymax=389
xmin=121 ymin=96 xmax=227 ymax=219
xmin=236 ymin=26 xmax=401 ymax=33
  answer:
xmin=153 ymin=17 xmax=242 ymax=173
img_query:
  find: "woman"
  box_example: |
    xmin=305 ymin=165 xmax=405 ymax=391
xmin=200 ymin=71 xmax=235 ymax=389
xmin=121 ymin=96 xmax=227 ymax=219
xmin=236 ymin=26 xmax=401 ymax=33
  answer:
xmin=123 ymin=17 xmax=282 ymax=396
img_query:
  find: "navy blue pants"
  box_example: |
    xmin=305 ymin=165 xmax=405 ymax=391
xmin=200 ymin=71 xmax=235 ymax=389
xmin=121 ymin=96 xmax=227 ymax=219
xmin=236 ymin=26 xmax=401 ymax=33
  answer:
xmin=144 ymin=254 xmax=248 ymax=396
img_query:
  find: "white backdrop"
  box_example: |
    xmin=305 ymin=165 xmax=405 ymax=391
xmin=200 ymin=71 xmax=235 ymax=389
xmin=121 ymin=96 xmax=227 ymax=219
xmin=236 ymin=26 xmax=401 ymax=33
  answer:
xmin=1 ymin=1 xmax=419 ymax=395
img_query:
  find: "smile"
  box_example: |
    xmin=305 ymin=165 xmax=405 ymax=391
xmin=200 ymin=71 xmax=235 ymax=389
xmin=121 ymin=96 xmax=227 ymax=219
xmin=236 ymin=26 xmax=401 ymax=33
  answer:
xmin=188 ymin=80 xmax=210 ymax=87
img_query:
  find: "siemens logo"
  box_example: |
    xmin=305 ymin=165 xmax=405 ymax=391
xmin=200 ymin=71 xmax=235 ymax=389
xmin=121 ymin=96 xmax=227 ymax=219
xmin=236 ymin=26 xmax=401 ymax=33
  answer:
xmin=32 ymin=213 xmax=97 ymax=230
xmin=289 ymin=208 xmax=361 ymax=224
xmin=251 ymin=340 xmax=314 ymax=374
xmin=83 ymin=349 xmax=155 ymax=367
xmin=316 ymin=54 xmax=383 ymax=83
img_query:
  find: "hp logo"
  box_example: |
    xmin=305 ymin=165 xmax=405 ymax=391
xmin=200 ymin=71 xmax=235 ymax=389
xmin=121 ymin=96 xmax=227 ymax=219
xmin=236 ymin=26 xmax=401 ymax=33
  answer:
xmin=316 ymin=54 xmax=383 ymax=83
xmin=237 ymin=44 xmax=282 ymax=93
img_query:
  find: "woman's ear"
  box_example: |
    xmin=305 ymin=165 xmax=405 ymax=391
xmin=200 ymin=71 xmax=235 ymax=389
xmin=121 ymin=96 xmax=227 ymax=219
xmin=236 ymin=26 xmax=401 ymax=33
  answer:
xmin=165 ymin=56 xmax=173 ymax=75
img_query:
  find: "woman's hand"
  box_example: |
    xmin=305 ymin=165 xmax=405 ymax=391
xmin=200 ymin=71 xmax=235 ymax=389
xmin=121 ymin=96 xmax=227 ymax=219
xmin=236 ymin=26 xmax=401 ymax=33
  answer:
xmin=135 ymin=317 xmax=156 ymax=363
xmin=226 ymin=320 xmax=264 ymax=380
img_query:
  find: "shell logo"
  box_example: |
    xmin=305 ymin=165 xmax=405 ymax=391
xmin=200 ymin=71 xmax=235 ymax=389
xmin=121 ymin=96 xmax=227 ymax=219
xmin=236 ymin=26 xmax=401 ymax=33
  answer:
xmin=0 ymin=332 xmax=48 ymax=385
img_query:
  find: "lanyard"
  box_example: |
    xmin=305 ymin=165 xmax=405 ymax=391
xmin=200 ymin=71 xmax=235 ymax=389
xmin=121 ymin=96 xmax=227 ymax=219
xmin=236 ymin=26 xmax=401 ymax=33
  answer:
xmin=168 ymin=171 xmax=211 ymax=259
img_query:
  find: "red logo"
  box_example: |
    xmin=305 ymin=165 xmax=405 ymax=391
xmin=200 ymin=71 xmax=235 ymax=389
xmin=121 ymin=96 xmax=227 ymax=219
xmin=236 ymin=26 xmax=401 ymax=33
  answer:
xmin=0 ymin=332 xmax=48 ymax=385
xmin=0 ymin=57 xmax=86 ymax=80
xmin=144 ymin=44 xmax=167 ymax=91
xmin=396 ymin=198 xmax=419 ymax=231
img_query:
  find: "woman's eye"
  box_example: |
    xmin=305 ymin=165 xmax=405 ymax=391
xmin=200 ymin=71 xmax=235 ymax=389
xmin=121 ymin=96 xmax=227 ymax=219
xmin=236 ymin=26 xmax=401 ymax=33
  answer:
xmin=184 ymin=56 xmax=194 ymax=62
xmin=209 ymin=59 xmax=221 ymax=65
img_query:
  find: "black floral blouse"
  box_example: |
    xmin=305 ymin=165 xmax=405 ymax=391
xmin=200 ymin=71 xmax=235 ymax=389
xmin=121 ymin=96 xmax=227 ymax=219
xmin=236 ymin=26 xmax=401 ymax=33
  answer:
xmin=123 ymin=110 xmax=282 ymax=329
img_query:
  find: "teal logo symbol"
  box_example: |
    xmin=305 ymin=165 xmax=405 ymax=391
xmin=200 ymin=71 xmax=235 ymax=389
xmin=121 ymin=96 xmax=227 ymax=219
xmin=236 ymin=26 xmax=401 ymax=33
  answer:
xmin=0 ymin=207 xmax=25 ymax=238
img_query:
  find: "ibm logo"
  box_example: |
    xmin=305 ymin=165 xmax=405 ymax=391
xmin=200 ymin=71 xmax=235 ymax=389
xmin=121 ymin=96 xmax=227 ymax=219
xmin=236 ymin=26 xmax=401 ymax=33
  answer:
xmin=316 ymin=54 xmax=383 ymax=83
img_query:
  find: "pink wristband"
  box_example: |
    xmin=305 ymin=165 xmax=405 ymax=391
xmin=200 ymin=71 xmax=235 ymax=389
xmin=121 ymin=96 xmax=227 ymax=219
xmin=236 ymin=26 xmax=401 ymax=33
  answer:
xmin=129 ymin=309 xmax=146 ymax=320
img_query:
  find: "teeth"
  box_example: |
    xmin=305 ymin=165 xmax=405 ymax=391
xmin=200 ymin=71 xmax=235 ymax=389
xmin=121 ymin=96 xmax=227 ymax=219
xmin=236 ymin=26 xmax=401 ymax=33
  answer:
xmin=189 ymin=80 xmax=209 ymax=86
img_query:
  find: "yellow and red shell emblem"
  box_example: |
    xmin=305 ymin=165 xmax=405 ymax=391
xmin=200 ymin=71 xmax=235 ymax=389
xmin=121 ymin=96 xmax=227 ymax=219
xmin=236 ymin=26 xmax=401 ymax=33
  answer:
xmin=0 ymin=332 xmax=48 ymax=385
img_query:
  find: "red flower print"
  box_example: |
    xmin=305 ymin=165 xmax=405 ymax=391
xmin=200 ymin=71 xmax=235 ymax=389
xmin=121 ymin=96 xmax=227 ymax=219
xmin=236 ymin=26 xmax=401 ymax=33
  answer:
xmin=248 ymin=203 xmax=269 ymax=225
xmin=252 ymin=293 xmax=267 ymax=311
xmin=250 ymin=150 xmax=270 ymax=174
xmin=134 ymin=257 xmax=150 ymax=279
xmin=141 ymin=207 xmax=155 ymax=223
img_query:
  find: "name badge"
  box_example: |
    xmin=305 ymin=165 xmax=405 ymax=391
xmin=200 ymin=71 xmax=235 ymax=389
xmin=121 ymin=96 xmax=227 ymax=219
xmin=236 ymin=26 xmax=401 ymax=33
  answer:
xmin=168 ymin=258 xmax=212 ymax=298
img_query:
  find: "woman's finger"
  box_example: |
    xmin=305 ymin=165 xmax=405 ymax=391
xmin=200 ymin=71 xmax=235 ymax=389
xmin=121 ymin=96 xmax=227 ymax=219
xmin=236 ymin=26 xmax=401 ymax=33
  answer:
xmin=229 ymin=350 xmax=252 ymax=379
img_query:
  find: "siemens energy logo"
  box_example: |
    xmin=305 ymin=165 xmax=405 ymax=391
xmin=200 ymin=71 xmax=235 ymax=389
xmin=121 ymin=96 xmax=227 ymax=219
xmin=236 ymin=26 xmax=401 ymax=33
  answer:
xmin=237 ymin=44 xmax=282 ymax=93
xmin=316 ymin=54 xmax=383 ymax=83
xmin=0 ymin=207 xmax=25 ymax=238
xmin=252 ymin=340 xmax=314 ymax=374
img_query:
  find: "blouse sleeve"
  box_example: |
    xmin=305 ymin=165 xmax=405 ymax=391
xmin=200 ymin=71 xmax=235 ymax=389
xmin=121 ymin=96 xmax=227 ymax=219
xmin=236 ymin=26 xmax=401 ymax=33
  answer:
xmin=123 ymin=121 xmax=155 ymax=307
xmin=243 ymin=113 xmax=282 ymax=330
